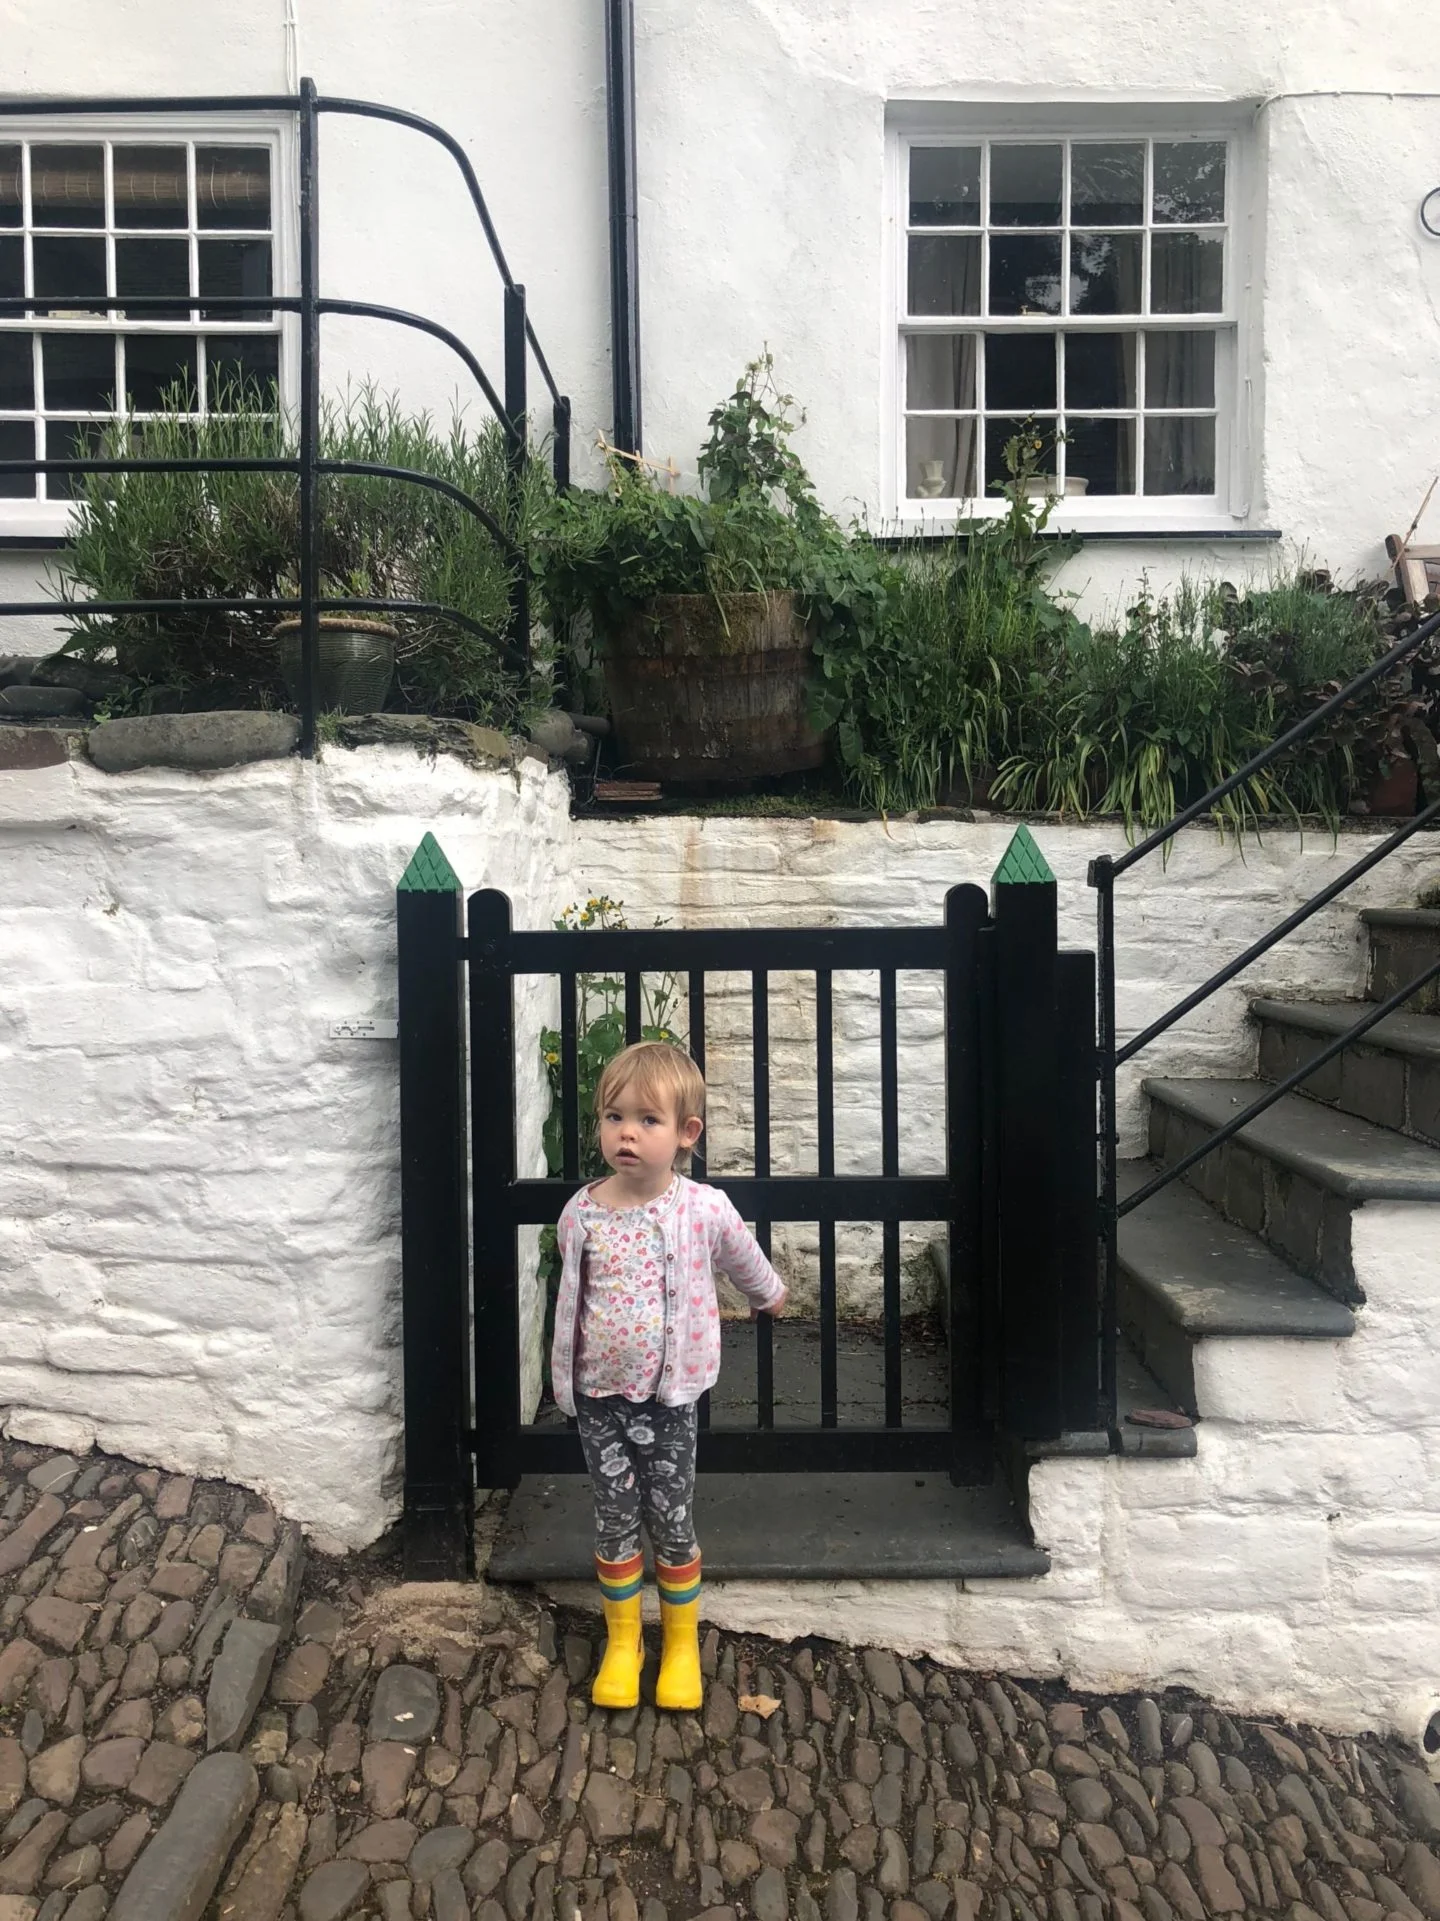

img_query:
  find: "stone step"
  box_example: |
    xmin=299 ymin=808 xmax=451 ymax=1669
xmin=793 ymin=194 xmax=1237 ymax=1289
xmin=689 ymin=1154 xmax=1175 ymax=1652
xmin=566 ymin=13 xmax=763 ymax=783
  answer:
xmin=1361 ymin=907 xmax=1440 ymax=1013
xmin=1253 ymin=995 xmax=1440 ymax=1145
xmin=1116 ymin=1160 xmax=1356 ymax=1413
xmin=1144 ymin=1075 xmax=1440 ymax=1300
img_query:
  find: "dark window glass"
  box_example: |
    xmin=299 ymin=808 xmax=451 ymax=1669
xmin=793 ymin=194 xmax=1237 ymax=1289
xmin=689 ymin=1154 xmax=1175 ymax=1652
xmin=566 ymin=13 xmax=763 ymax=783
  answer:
xmin=207 ymin=333 xmax=279 ymax=406
xmin=0 ymin=235 xmax=21 ymax=301
xmin=989 ymin=234 xmax=1061 ymax=316
xmin=909 ymin=147 xmax=981 ymax=226
xmin=0 ymin=147 xmax=20 ymax=228
xmin=197 ymin=146 xmax=271 ymax=230
xmin=906 ymin=416 xmax=977 ymax=499
xmin=114 ymin=145 xmax=188 ymax=230
xmin=1151 ymin=234 xmax=1224 ymax=314
xmin=1145 ymin=330 xmax=1216 ymax=408
xmin=125 ymin=335 xmax=199 ymax=411
xmin=33 ymin=236 xmax=106 ymax=305
xmin=47 ymin=417 xmax=106 ymax=498
xmin=1153 ymin=142 xmax=1227 ymax=224
xmin=989 ymin=145 xmax=1062 ymax=226
xmin=0 ymin=332 xmax=34 ymax=410
xmin=1069 ymin=233 xmax=1142 ymax=315
xmin=0 ymin=419 xmax=35 ymax=497
xmin=906 ymin=334 xmax=978 ymax=412
xmin=31 ymin=145 xmax=105 ymax=228
xmin=199 ymin=239 xmax=272 ymax=321
xmin=1066 ymin=418 xmax=1136 ymax=495
xmin=986 ymin=333 xmax=1057 ymax=412
xmin=984 ymin=418 xmax=1058 ymax=496
xmin=1066 ymin=332 xmax=1136 ymax=410
xmin=1070 ymin=143 xmax=1144 ymax=225
xmin=42 ymin=334 xmax=116 ymax=412
xmin=1144 ymin=415 xmax=1216 ymax=494
xmin=116 ymin=238 xmax=191 ymax=320
xmin=908 ymin=235 xmax=981 ymax=316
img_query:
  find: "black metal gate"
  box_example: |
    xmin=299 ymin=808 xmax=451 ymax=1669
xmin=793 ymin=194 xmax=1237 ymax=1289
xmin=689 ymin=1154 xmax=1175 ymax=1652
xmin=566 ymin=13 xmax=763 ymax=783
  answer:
xmin=396 ymin=827 xmax=1103 ymax=1578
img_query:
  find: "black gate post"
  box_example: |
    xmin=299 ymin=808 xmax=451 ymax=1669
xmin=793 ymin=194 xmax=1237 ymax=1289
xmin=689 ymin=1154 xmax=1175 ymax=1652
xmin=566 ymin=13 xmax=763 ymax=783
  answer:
xmin=991 ymin=827 xmax=1065 ymax=1440
xmin=468 ymin=888 xmax=522 ymax=1493
xmin=397 ymin=833 xmax=473 ymax=1579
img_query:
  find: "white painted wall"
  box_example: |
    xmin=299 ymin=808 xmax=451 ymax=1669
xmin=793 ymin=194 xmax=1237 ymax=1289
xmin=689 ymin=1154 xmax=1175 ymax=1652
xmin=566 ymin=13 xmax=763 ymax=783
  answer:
xmin=3 ymin=741 xmax=1437 ymax=1563
xmin=4 ymin=0 xmax=1440 ymax=633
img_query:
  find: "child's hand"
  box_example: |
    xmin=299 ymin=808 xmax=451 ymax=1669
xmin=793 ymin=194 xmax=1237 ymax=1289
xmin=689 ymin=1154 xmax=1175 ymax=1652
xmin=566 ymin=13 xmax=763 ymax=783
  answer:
xmin=751 ymin=1288 xmax=787 ymax=1320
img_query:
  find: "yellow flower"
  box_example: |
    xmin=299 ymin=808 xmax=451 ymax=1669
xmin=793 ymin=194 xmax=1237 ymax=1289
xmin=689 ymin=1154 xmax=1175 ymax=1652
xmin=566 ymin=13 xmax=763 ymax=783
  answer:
xmin=545 ymin=1050 xmax=559 ymax=1065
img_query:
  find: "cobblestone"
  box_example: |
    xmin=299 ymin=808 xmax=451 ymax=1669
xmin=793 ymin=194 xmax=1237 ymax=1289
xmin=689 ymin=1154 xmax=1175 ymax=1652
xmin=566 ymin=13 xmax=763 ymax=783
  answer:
xmin=2 ymin=1438 xmax=1440 ymax=1921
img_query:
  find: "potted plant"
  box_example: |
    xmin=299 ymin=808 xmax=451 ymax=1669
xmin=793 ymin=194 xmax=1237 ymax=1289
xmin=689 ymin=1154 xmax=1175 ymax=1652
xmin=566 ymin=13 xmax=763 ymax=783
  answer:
xmin=274 ymin=568 xmax=397 ymax=715
xmin=542 ymin=356 xmax=854 ymax=785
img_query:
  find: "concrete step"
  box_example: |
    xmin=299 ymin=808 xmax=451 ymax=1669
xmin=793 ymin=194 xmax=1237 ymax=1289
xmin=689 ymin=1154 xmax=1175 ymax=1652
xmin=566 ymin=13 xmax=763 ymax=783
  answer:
xmin=1117 ymin=1160 xmax=1356 ymax=1413
xmin=1253 ymin=995 xmax=1440 ymax=1145
xmin=1361 ymin=907 xmax=1440 ymax=1013
xmin=1144 ymin=1075 xmax=1440 ymax=1300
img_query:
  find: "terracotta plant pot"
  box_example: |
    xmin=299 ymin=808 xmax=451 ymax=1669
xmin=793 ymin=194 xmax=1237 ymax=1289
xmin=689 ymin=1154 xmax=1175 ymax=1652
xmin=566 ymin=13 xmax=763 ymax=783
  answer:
xmin=1364 ymin=756 xmax=1419 ymax=817
xmin=602 ymin=589 xmax=826 ymax=785
xmin=275 ymin=616 xmax=397 ymax=715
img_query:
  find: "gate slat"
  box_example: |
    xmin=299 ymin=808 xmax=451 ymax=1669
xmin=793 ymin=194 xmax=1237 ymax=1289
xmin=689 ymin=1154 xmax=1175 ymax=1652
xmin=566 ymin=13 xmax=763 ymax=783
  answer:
xmin=816 ymin=969 xmax=838 ymax=1428
xmin=624 ymin=971 xmax=642 ymax=1043
xmin=688 ymin=971 xmax=707 ymax=1178
xmin=752 ymin=972 xmax=774 ymax=1428
xmin=468 ymin=887 xmax=520 ymax=1492
xmin=559 ymin=969 xmax=579 ymax=1180
xmin=880 ymin=968 xmax=902 ymax=1427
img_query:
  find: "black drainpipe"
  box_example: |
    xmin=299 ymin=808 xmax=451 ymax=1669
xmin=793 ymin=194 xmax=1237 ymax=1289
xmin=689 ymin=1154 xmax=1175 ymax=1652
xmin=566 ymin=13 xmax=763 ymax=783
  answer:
xmin=604 ymin=0 xmax=642 ymax=454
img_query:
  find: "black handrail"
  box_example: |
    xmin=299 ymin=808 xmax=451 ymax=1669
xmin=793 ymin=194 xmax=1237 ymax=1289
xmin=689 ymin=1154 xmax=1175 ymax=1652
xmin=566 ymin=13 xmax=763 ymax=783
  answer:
xmin=1090 ymin=599 xmax=1440 ymax=1432
xmin=0 ymin=79 xmax=572 ymax=756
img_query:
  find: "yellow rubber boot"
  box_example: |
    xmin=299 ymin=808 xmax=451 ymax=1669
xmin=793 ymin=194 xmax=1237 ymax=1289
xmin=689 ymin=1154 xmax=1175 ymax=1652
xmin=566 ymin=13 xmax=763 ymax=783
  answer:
xmin=592 ymin=1554 xmax=644 ymax=1709
xmin=655 ymin=1555 xmax=703 ymax=1712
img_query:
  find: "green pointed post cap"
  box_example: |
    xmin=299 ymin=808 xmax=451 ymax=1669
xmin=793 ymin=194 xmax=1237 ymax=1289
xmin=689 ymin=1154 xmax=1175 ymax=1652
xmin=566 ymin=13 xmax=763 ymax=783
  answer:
xmin=398 ymin=831 xmax=461 ymax=894
xmin=992 ymin=824 xmax=1055 ymax=886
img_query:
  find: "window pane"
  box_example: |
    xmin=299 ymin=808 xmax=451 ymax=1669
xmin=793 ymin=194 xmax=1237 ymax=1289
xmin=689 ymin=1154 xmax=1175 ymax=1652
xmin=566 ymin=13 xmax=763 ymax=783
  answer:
xmin=1153 ymin=142 xmax=1227 ymax=224
xmin=906 ymin=416 xmax=977 ymax=499
xmin=989 ymin=235 xmax=1061 ymax=316
xmin=1067 ymin=418 xmax=1136 ymax=496
xmin=908 ymin=235 xmax=981 ymax=316
xmin=1070 ymin=143 xmax=1144 ymax=225
xmin=114 ymin=145 xmax=189 ymax=230
xmin=197 ymin=147 xmax=271 ymax=230
xmin=0 ymin=333 xmax=34 ymax=410
xmin=125 ymin=335 xmax=199 ymax=411
xmin=1144 ymin=415 xmax=1216 ymax=494
xmin=0 ymin=419 xmax=35 ymax=497
xmin=207 ymin=333 xmax=280 ymax=406
xmin=986 ymin=333 xmax=1057 ymax=411
xmin=31 ymin=146 xmax=105 ymax=229
xmin=910 ymin=147 xmax=980 ymax=226
xmin=0 ymin=236 xmax=21 ymax=300
xmin=1145 ymin=330 xmax=1216 ymax=408
xmin=989 ymin=145 xmax=1062 ymax=226
xmin=42 ymin=334 xmax=116 ymax=412
xmin=1066 ymin=332 xmax=1136 ymax=410
xmin=984 ymin=418 xmax=1058 ymax=496
xmin=0 ymin=147 xmax=20 ymax=227
xmin=199 ymin=239 xmax=272 ymax=321
xmin=1151 ymin=234 xmax=1224 ymax=313
xmin=33 ymin=236 xmax=106 ymax=305
xmin=1069 ymin=233 xmax=1142 ymax=315
xmin=47 ymin=418 xmax=106 ymax=498
xmin=116 ymin=238 xmax=191 ymax=320
xmin=906 ymin=334 xmax=977 ymax=411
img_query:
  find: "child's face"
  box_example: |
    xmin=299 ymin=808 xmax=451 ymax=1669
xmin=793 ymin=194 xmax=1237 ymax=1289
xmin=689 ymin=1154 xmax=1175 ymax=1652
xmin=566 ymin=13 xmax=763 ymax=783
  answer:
xmin=599 ymin=1083 xmax=703 ymax=1183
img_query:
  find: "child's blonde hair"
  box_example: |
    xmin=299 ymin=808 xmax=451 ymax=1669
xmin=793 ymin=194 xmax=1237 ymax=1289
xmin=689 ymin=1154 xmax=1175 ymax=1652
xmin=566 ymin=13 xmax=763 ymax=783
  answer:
xmin=595 ymin=1041 xmax=705 ymax=1168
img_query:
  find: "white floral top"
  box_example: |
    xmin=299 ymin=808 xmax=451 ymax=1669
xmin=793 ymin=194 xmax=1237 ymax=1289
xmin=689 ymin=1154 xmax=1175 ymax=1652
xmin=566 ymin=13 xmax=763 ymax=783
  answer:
xmin=551 ymin=1175 xmax=787 ymax=1416
xmin=572 ymin=1179 xmax=677 ymax=1401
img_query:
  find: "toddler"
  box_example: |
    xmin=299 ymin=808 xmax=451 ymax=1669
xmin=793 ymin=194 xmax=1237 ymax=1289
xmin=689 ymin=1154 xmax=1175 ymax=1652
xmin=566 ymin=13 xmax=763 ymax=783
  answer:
xmin=551 ymin=1040 xmax=787 ymax=1710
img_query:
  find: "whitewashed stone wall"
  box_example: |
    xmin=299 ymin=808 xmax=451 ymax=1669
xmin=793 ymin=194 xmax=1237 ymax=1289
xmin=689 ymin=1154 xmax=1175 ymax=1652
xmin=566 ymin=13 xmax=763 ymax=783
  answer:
xmin=5 ymin=735 xmax=1440 ymax=1748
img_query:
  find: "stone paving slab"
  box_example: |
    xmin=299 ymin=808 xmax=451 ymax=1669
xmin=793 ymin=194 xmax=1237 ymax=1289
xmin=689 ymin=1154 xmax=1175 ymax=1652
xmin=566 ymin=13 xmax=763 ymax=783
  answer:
xmin=3 ymin=1436 xmax=1440 ymax=1921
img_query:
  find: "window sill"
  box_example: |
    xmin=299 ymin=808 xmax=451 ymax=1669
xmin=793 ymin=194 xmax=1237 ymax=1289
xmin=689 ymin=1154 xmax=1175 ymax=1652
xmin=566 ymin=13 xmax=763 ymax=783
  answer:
xmin=883 ymin=519 xmax=1281 ymax=544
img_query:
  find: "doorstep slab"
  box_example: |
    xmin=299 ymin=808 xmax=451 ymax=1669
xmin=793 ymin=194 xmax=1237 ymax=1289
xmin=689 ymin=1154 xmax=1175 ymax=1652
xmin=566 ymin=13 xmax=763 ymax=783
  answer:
xmin=488 ymin=1471 xmax=1049 ymax=1583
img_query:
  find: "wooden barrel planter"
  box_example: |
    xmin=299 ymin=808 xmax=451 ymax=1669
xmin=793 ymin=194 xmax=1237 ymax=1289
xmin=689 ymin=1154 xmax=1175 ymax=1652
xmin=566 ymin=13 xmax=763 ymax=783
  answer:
xmin=602 ymin=589 xmax=826 ymax=784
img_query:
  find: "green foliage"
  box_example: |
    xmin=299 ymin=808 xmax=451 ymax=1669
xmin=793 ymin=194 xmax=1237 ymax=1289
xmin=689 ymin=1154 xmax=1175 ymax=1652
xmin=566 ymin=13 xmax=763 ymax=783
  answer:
xmin=52 ymin=382 xmax=547 ymax=725
xmin=535 ymin=895 xmax=686 ymax=1392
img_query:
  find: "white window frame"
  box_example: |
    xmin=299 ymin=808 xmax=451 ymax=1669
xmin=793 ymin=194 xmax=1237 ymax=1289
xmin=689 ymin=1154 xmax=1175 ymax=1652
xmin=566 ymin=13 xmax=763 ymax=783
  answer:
xmin=0 ymin=111 xmax=298 ymax=543
xmin=884 ymin=103 xmax=1260 ymax=535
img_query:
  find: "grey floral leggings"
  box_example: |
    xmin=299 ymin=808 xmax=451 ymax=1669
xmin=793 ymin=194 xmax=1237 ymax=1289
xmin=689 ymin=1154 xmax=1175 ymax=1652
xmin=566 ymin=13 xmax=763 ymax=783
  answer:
xmin=576 ymin=1394 xmax=700 ymax=1563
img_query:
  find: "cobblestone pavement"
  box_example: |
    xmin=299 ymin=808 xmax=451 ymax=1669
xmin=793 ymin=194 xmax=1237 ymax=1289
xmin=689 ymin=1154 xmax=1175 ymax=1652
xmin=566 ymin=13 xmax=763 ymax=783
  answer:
xmin=3 ymin=1440 xmax=1440 ymax=1921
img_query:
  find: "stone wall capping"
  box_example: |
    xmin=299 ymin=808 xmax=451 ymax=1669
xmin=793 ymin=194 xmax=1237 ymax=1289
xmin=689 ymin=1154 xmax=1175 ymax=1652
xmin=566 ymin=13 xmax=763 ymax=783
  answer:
xmin=331 ymin=711 xmax=543 ymax=770
xmin=86 ymin=712 xmax=302 ymax=775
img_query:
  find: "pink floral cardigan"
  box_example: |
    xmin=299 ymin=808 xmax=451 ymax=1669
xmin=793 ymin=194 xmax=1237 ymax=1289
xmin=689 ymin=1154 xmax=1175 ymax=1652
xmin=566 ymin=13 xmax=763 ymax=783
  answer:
xmin=550 ymin=1176 xmax=788 ymax=1416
